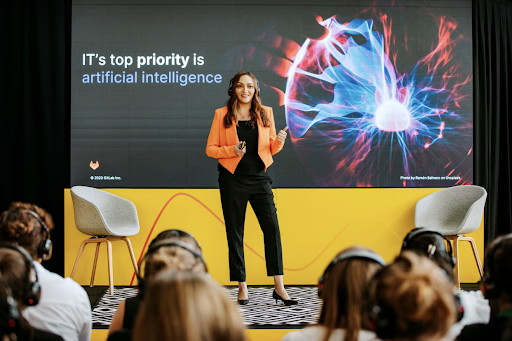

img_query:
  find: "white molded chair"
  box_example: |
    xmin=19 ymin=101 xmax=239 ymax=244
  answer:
xmin=415 ymin=185 xmax=487 ymax=289
xmin=70 ymin=186 xmax=139 ymax=294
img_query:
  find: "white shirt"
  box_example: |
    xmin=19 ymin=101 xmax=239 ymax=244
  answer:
xmin=282 ymin=326 xmax=381 ymax=341
xmin=22 ymin=262 xmax=92 ymax=341
xmin=447 ymin=290 xmax=491 ymax=340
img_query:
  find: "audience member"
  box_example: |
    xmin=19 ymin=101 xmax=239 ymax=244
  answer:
xmin=371 ymin=251 xmax=456 ymax=341
xmin=457 ymin=233 xmax=512 ymax=341
xmin=0 ymin=245 xmax=63 ymax=341
xmin=282 ymin=246 xmax=385 ymax=341
xmin=108 ymin=229 xmax=207 ymax=337
xmin=0 ymin=202 xmax=91 ymax=341
xmin=401 ymin=228 xmax=490 ymax=339
xmin=132 ymin=270 xmax=245 ymax=341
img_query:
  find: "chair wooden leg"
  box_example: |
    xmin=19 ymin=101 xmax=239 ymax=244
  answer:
xmin=70 ymin=239 xmax=89 ymax=279
xmin=461 ymin=236 xmax=484 ymax=278
xmin=122 ymin=237 xmax=139 ymax=275
xmin=106 ymin=240 xmax=114 ymax=295
xmin=90 ymin=242 xmax=101 ymax=287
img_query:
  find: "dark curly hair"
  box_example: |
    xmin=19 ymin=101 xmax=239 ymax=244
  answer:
xmin=0 ymin=202 xmax=54 ymax=259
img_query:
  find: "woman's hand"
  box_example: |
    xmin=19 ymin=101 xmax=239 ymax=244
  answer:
xmin=277 ymin=126 xmax=288 ymax=144
xmin=234 ymin=141 xmax=246 ymax=157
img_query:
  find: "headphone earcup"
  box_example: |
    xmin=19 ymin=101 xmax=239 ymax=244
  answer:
xmin=317 ymin=275 xmax=325 ymax=298
xmin=25 ymin=280 xmax=40 ymax=306
xmin=38 ymin=238 xmax=53 ymax=261
xmin=371 ymin=305 xmax=395 ymax=340
xmin=454 ymin=293 xmax=465 ymax=322
xmin=227 ymin=78 xmax=233 ymax=96
xmin=0 ymin=280 xmax=20 ymax=335
xmin=481 ymin=274 xmax=498 ymax=299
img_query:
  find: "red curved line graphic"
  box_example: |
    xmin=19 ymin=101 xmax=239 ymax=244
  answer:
xmin=129 ymin=192 xmax=357 ymax=284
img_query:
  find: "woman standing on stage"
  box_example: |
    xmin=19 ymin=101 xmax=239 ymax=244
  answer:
xmin=206 ymin=71 xmax=296 ymax=306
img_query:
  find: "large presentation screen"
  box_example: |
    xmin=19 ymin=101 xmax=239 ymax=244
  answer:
xmin=71 ymin=0 xmax=473 ymax=188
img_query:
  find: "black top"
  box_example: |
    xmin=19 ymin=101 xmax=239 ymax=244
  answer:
xmin=235 ymin=120 xmax=265 ymax=176
xmin=123 ymin=296 xmax=141 ymax=329
xmin=107 ymin=329 xmax=132 ymax=341
xmin=457 ymin=315 xmax=512 ymax=341
xmin=4 ymin=328 xmax=64 ymax=341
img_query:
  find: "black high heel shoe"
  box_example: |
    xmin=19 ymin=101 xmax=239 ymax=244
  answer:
xmin=238 ymin=299 xmax=249 ymax=305
xmin=273 ymin=290 xmax=298 ymax=306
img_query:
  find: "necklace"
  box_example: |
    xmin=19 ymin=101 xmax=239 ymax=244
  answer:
xmin=236 ymin=109 xmax=251 ymax=120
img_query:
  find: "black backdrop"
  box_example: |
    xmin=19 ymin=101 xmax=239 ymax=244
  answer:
xmin=1 ymin=0 xmax=511 ymax=275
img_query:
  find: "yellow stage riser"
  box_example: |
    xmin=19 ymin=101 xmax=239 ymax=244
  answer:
xmin=91 ymin=328 xmax=295 ymax=341
xmin=64 ymin=188 xmax=484 ymax=286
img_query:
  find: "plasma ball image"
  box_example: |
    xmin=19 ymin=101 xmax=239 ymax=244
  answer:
xmin=375 ymin=100 xmax=410 ymax=132
xmin=284 ymin=16 xmax=472 ymax=187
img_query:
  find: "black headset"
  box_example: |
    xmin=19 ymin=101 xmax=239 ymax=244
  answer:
xmin=227 ymin=77 xmax=260 ymax=97
xmin=0 ymin=277 xmax=20 ymax=337
xmin=371 ymin=255 xmax=465 ymax=340
xmin=401 ymin=228 xmax=456 ymax=268
xmin=318 ymin=250 xmax=386 ymax=298
xmin=137 ymin=238 xmax=207 ymax=299
xmin=371 ymin=290 xmax=464 ymax=340
xmin=24 ymin=210 xmax=53 ymax=261
xmin=0 ymin=244 xmax=41 ymax=307
xmin=481 ymin=233 xmax=512 ymax=299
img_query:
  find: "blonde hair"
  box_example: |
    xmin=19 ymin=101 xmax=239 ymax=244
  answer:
xmin=132 ymin=271 xmax=246 ymax=341
xmin=373 ymin=251 xmax=456 ymax=341
xmin=318 ymin=246 xmax=384 ymax=341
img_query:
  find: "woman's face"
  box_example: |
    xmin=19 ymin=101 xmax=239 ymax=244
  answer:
xmin=235 ymin=75 xmax=256 ymax=105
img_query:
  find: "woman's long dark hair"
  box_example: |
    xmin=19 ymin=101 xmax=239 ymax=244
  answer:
xmin=223 ymin=71 xmax=270 ymax=129
xmin=317 ymin=246 xmax=384 ymax=341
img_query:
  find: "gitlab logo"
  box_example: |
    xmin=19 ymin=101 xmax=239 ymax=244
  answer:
xmin=90 ymin=161 xmax=99 ymax=170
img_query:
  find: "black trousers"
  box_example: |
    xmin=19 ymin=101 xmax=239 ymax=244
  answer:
xmin=218 ymin=169 xmax=284 ymax=282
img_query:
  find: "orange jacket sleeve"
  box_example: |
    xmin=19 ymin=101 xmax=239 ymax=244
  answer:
xmin=268 ymin=107 xmax=284 ymax=155
xmin=206 ymin=108 xmax=238 ymax=159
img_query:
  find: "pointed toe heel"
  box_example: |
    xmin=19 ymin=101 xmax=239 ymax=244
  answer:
xmin=272 ymin=290 xmax=298 ymax=306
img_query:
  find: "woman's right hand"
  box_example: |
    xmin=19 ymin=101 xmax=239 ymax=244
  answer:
xmin=234 ymin=141 xmax=246 ymax=157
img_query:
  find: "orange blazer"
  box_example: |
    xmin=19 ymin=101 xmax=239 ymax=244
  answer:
xmin=206 ymin=106 xmax=284 ymax=174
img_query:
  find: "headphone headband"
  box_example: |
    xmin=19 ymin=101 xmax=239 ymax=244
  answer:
xmin=147 ymin=240 xmax=205 ymax=265
xmin=318 ymin=249 xmax=385 ymax=298
xmin=150 ymin=229 xmax=202 ymax=251
xmin=137 ymin=238 xmax=207 ymax=299
xmin=328 ymin=250 xmax=386 ymax=268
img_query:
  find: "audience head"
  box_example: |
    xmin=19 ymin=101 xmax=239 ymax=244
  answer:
xmin=138 ymin=229 xmax=207 ymax=297
xmin=481 ymin=233 xmax=512 ymax=302
xmin=149 ymin=229 xmax=203 ymax=251
xmin=0 ymin=202 xmax=54 ymax=261
xmin=317 ymin=246 xmax=385 ymax=341
xmin=132 ymin=271 xmax=245 ymax=341
xmin=371 ymin=251 xmax=456 ymax=341
xmin=401 ymin=228 xmax=455 ymax=283
xmin=0 ymin=245 xmax=41 ymax=338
